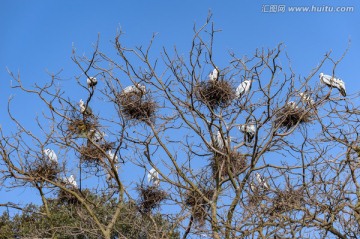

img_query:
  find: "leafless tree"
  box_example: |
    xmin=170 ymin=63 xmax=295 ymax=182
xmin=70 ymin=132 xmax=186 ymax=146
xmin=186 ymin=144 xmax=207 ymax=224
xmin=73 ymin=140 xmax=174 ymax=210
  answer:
xmin=1 ymin=15 xmax=358 ymax=239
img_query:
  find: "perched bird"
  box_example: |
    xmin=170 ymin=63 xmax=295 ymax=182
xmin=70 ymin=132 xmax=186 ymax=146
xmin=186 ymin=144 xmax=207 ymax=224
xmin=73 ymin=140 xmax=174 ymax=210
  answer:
xmin=208 ymin=67 xmax=219 ymax=82
xmin=319 ymin=73 xmax=346 ymax=97
xmin=107 ymin=150 xmax=118 ymax=163
xmin=287 ymin=101 xmax=298 ymax=109
xmin=214 ymin=131 xmax=233 ymax=149
xmin=299 ymin=92 xmax=315 ymax=105
xmin=122 ymin=83 xmax=146 ymax=95
xmin=238 ymin=120 xmax=256 ymax=143
xmin=79 ymin=99 xmax=92 ymax=115
xmin=87 ymin=77 xmax=97 ymax=88
xmin=63 ymin=175 xmax=78 ymax=189
xmin=147 ymin=168 xmax=160 ymax=187
xmin=235 ymin=80 xmax=252 ymax=99
xmin=255 ymin=173 xmax=270 ymax=190
xmin=43 ymin=148 xmax=58 ymax=164
xmin=249 ymin=182 xmax=257 ymax=193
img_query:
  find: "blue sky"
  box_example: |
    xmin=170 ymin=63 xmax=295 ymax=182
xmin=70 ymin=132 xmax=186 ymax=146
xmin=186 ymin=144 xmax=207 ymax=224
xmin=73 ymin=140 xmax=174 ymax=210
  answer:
xmin=0 ymin=0 xmax=359 ymax=213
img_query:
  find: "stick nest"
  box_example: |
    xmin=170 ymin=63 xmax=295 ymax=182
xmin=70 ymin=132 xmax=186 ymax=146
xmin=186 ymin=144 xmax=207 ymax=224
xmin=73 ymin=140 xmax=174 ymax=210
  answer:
xmin=185 ymin=188 xmax=214 ymax=224
xmin=79 ymin=142 xmax=114 ymax=163
xmin=196 ymin=80 xmax=235 ymax=109
xmin=58 ymin=188 xmax=80 ymax=205
xmin=270 ymin=188 xmax=304 ymax=214
xmin=117 ymin=93 xmax=156 ymax=121
xmin=137 ymin=185 xmax=167 ymax=213
xmin=28 ymin=161 xmax=59 ymax=181
xmin=210 ymin=150 xmax=247 ymax=179
xmin=67 ymin=117 xmax=98 ymax=138
xmin=275 ymin=105 xmax=314 ymax=129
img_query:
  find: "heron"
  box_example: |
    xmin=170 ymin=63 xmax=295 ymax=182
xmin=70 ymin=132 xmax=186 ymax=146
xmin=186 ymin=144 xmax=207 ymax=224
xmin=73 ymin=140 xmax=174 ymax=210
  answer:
xmin=87 ymin=77 xmax=97 ymax=88
xmin=43 ymin=148 xmax=58 ymax=164
xmin=235 ymin=80 xmax=252 ymax=99
xmin=319 ymin=73 xmax=346 ymax=97
xmin=147 ymin=168 xmax=160 ymax=187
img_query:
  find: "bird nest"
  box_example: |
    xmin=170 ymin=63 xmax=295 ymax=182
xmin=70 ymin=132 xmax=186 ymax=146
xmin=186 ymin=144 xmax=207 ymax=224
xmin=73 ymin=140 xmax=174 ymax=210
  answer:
xmin=210 ymin=150 xmax=247 ymax=179
xmin=137 ymin=185 xmax=167 ymax=213
xmin=275 ymin=105 xmax=314 ymax=129
xmin=117 ymin=93 xmax=156 ymax=121
xmin=79 ymin=142 xmax=114 ymax=163
xmin=270 ymin=188 xmax=304 ymax=215
xmin=58 ymin=188 xmax=80 ymax=205
xmin=196 ymin=80 xmax=236 ymax=109
xmin=67 ymin=116 xmax=98 ymax=138
xmin=185 ymin=188 xmax=214 ymax=224
xmin=28 ymin=161 xmax=59 ymax=181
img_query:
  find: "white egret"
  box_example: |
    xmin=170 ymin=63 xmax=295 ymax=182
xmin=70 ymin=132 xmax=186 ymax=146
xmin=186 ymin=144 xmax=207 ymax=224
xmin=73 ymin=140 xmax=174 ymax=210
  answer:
xmin=87 ymin=77 xmax=97 ymax=88
xmin=107 ymin=150 xmax=118 ymax=163
xmin=255 ymin=173 xmax=270 ymax=190
xmin=235 ymin=80 xmax=252 ymax=99
xmin=63 ymin=175 xmax=78 ymax=189
xmin=319 ymin=73 xmax=346 ymax=97
xmin=147 ymin=168 xmax=160 ymax=187
xmin=208 ymin=68 xmax=219 ymax=82
xmin=43 ymin=148 xmax=58 ymax=164
xmin=238 ymin=121 xmax=256 ymax=143
xmin=299 ymin=92 xmax=315 ymax=105
xmin=79 ymin=99 xmax=92 ymax=115
xmin=122 ymin=83 xmax=146 ymax=95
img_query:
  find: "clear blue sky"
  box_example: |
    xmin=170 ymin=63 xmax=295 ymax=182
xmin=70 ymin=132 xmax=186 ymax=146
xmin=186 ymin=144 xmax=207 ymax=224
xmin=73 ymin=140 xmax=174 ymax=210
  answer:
xmin=0 ymin=0 xmax=359 ymax=212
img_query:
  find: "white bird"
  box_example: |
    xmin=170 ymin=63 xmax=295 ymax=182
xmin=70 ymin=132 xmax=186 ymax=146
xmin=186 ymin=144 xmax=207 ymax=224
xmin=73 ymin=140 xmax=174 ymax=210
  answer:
xmin=214 ymin=131 xmax=233 ymax=149
xmin=255 ymin=173 xmax=270 ymax=190
xmin=122 ymin=83 xmax=146 ymax=95
xmin=87 ymin=77 xmax=97 ymax=88
xmin=43 ymin=148 xmax=58 ymax=164
xmin=235 ymin=80 xmax=252 ymax=99
xmin=107 ymin=150 xmax=118 ymax=163
xmin=63 ymin=175 xmax=78 ymax=189
xmin=287 ymin=101 xmax=298 ymax=109
xmin=299 ymin=92 xmax=315 ymax=105
xmin=79 ymin=99 xmax=92 ymax=115
xmin=238 ymin=121 xmax=256 ymax=143
xmin=249 ymin=182 xmax=257 ymax=193
xmin=208 ymin=68 xmax=219 ymax=82
xmin=319 ymin=73 xmax=346 ymax=97
xmin=147 ymin=168 xmax=160 ymax=187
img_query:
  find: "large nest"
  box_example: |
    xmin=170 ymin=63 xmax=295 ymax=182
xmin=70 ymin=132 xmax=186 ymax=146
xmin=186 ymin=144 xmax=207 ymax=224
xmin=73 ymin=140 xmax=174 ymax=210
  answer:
xmin=58 ymin=188 xmax=80 ymax=205
xmin=137 ymin=185 xmax=167 ymax=213
xmin=196 ymin=80 xmax=235 ymax=109
xmin=270 ymin=188 xmax=304 ymax=215
xmin=185 ymin=188 xmax=214 ymax=224
xmin=28 ymin=161 xmax=59 ymax=181
xmin=117 ymin=92 xmax=156 ymax=121
xmin=210 ymin=150 xmax=247 ymax=179
xmin=275 ymin=104 xmax=314 ymax=129
xmin=79 ymin=142 xmax=114 ymax=163
xmin=67 ymin=117 xmax=98 ymax=138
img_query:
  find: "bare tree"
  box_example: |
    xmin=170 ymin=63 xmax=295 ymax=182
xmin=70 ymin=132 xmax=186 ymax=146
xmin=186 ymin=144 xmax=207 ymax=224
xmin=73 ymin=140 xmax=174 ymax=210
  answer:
xmin=1 ymin=15 xmax=358 ymax=238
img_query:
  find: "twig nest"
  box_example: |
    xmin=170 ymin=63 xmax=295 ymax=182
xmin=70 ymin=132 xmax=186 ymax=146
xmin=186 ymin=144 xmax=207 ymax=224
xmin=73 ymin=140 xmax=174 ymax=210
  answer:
xmin=210 ymin=150 xmax=247 ymax=179
xmin=67 ymin=114 xmax=98 ymax=138
xmin=270 ymin=188 xmax=304 ymax=214
xmin=196 ymin=80 xmax=235 ymax=109
xmin=58 ymin=188 xmax=80 ymax=205
xmin=137 ymin=185 xmax=167 ymax=213
xmin=185 ymin=188 xmax=214 ymax=224
xmin=28 ymin=160 xmax=59 ymax=181
xmin=275 ymin=102 xmax=314 ymax=129
xmin=79 ymin=142 xmax=114 ymax=163
xmin=117 ymin=92 xmax=156 ymax=121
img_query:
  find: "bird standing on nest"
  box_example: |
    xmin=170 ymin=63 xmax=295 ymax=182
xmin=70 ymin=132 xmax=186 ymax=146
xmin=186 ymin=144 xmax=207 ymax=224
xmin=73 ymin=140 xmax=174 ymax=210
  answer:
xmin=208 ymin=67 xmax=219 ymax=82
xmin=43 ymin=148 xmax=58 ymax=164
xmin=63 ymin=175 xmax=78 ymax=189
xmin=148 ymin=168 xmax=160 ymax=187
xmin=255 ymin=173 xmax=270 ymax=190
